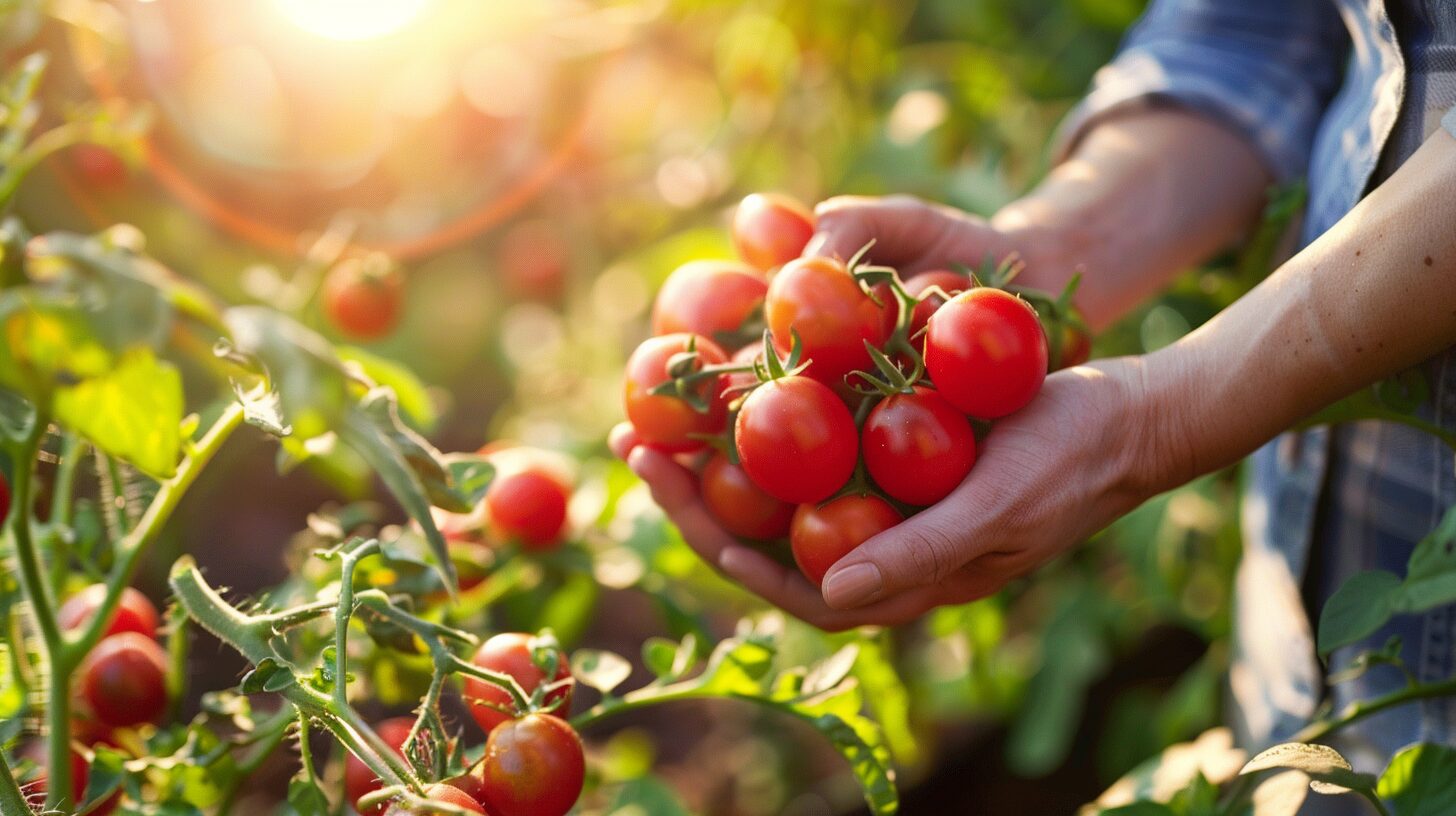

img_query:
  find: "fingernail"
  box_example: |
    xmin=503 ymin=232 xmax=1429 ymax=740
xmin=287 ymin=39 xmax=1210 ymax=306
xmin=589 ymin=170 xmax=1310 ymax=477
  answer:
xmin=822 ymin=563 xmax=882 ymax=608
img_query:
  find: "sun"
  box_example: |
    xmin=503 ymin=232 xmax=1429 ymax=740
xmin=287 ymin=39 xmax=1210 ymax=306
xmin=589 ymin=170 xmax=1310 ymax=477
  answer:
xmin=272 ymin=0 xmax=431 ymax=42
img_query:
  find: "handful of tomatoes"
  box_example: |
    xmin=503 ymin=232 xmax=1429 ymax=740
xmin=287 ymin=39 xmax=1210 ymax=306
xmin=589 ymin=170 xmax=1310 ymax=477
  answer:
xmin=623 ymin=193 xmax=1090 ymax=588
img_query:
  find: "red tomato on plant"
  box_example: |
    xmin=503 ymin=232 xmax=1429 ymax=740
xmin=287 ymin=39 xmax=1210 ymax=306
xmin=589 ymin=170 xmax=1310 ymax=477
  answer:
xmin=734 ymin=375 xmax=858 ymax=504
xmin=925 ymin=288 xmax=1047 ymax=418
xmin=862 ymin=387 xmax=976 ymax=506
xmin=463 ymin=633 xmax=573 ymax=735
xmin=322 ymin=256 xmax=404 ymax=341
xmin=904 ymin=269 xmax=970 ymax=338
xmin=476 ymin=713 xmax=585 ymax=816
xmin=70 ymin=144 xmax=128 ymax=188
xmin=700 ymin=453 xmax=795 ymax=540
xmin=20 ymin=744 xmax=115 ymax=815
xmin=384 ymin=783 xmax=488 ymax=815
xmin=345 ymin=717 xmax=415 ymax=816
xmin=651 ymin=260 xmax=768 ymax=347
xmin=486 ymin=469 xmax=570 ymax=550
xmin=58 ymin=585 xmax=161 ymax=640
xmin=623 ymin=333 xmax=729 ymax=453
xmin=790 ymin=495 xmax=903 ymax=586
xmin=765 ymin=257 xmax=896 ymax=389
xmin=79 ymin=632 xmax=168 ymax=729
xmin=498 ymin=219 xmax=569 ymax=302
xmin=732 ymin=192 xmax=816 ymax=271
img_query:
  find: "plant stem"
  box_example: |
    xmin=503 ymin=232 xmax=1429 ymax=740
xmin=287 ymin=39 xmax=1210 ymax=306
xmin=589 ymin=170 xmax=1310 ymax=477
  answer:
xmin=1294 ymin=675 xmax=1456 ymax=743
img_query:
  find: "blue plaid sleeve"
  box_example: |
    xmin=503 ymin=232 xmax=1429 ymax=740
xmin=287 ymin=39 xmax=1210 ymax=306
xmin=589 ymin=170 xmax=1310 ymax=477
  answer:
xmin=1057 ymin=0 xmax=1348 ymax=181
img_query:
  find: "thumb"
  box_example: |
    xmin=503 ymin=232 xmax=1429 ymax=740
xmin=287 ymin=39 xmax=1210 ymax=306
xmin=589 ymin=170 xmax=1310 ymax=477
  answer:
xmin=808 ymin=194 xmax=1005 ymax=275
xmin=820 ymin=498 xmax=983 ymax=609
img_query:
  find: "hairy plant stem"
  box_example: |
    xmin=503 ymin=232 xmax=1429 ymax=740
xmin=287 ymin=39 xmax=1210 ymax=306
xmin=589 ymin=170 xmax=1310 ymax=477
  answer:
xmin=1294 ymin=675 xmax=1456 ymax=744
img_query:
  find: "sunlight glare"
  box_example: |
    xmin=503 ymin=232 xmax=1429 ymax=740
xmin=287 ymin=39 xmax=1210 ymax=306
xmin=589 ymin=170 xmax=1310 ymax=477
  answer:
xmin=272 ymin=0 xmax=430 ymax=42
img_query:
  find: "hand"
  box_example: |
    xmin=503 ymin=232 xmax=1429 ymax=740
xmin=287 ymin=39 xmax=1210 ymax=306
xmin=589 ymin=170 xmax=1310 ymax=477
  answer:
xmin=611 ymin=358 xmax=1168 ymax=630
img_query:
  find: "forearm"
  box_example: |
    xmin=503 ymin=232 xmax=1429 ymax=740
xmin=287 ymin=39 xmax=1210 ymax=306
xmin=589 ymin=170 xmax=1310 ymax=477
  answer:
xmin=993 ymin=109 xmax=1272 ymax=329
xmin=1143 ymin=127 xmax=1456 ymax=486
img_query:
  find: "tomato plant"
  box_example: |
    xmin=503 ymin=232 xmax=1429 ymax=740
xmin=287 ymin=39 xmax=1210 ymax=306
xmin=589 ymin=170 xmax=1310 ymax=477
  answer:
xmin=651 ymin=259 xmax=768 ymax=347
xmin=476 ymin=713 xmax=585 ymax=816
xmin=463 ymin=633 xmax=573 ymax=735
xmin=734 ymin=374 xmax=858 ymax=504
xmin=78 ymin=632 xmax=168 ymax=729
xmin=925 ymin=288 xmax=1048 ymax=418
xmin=385 ymin=783 xmax=488 ymax=815
xmin=765 ymin=256 xmax=897 ymax=389
xmin=862 ymin=386 xmax=976 ymax=506
xmin=790 ymin=495 xmax=903 ymax=586
xmin=346 ymin=718 xmax=416 ymax=816
xmin=731 ymin=192 xmax=816 ymax=271
xmin=622 ymin=332 xmax=729 ymax=452
xmin=700 ymin=452 xmax=796 ymax=540
xmin=57 ymin=585 xmax=160 ymax=640
xmin=322 ymin=254 xmax=405 ymax=341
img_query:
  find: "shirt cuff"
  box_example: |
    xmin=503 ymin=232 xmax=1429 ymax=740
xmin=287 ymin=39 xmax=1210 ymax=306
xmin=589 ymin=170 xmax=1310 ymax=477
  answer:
xmin=1444 ymin=105 xmax=1456 ymax=140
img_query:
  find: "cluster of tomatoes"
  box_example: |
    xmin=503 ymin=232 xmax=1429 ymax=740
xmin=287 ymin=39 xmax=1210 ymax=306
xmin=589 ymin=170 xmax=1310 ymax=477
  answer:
xmin=624 ymin=193 xmax=1088 ymax=586
xmin=349 ymin=633 xmax=582 ymax=816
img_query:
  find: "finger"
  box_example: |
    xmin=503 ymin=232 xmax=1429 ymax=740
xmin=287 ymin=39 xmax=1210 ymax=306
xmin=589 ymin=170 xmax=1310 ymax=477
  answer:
xmin=808 ymin=195 xmax=1005 ymax=275
xmin=608 ymin=422 xmax=640 ymax=460
xmin=626 ymin=447 xmax=738 ymax=565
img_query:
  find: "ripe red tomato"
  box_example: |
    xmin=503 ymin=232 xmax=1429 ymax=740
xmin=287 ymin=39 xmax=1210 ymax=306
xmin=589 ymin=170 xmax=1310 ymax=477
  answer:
xmin=0 ymin=470 xmax=10 ymax=530
xmin=904 ymin=270 xmax=970 ymax=338
xmin=790 ymin=495 xmax=903 ymax=586
xmin=732 ymin=192 xmax=816 ymax=271
xmin=623 ymin=333 xmax=729 ymax=453
xmin=498 ymin=219 xmax=569 ymax=302
xmin=734 ymin=376 xmax=858 ymax=504
xmin=384 ymin=783 xmax=488 ymax=815
xmin=765 ymin=257 xmax=896 ymax=389
xmin=862 ymin=387 xmax=976 ymax=506
xmin=58 ymin=585 xmax=161 ymax=640
xmin=925 ymin=288 xmax=1047 ymax=418
xmin=651 ymin=260 xmax=768 ymax=346
xmin=700 ymin=453 xmax=795 ymax=540
xmin=476 ymin=713 xmax=585 ymax=816
xmin=70 ymin=144 xmax=128 ymax=188
xmin=486 ymin=469 xmax=570 ymax=551
xmin=345 ymin=717 xmax=415 ymax=816
xmin=79 ymin=632 xmax=168 ymax=729
xmin=19 ymin=744 xmax=115 ymax=815
xmin=463 ymin=633 xmax=573 ymax=735
xmin=322 ymin=257 xmax=404 ymax=340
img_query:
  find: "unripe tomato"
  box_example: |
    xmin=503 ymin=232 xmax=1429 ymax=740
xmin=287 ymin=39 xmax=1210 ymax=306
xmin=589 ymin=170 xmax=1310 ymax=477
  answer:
xmin=384 ymin=783 xmax=488 ymax=815
xmin=904 ymin=269 xmax=970 ymax=338
xmin=765 ymin=257 xmax=896 ymax=389
xmin=322 ymin=256 xmax=404 ymax=341
xmin=463 ymin=633 xmax=573 ymax=735
xmin=58 ymin=585 xmax=161 ymax=640
xmin=862 ymin=387 xmax=976 ymax=506
xmin=345 ymin=717 xmax=415 ymax=816
xmin=700 ymin=453 xmax=795 ymax=540
xmin=732 ymin=192 xmax=816 ymax=271
xmin=79 ymin=632 xmax=167 ymax=728
xmin=734 ymin=375 xmax=857 ymax=504
xmin=1057 ymin=323 xmax=1092 ymax=369
xmin=651 ymin=260 xmax=768 ymax=347
xmin=790 ymin=495 xmax=902 ymax=586
xmin=623 ymin=333 xmax=729 ymax=453
xmin=924 ymin=288 xmax=1047 ymax=418
xmin=0 ymin=470 xmax=10 ymax=529
xmin=486 ymin=469 xmax=570 ymax=551
xmin=476 ymin=713 xmax=585 ymax=816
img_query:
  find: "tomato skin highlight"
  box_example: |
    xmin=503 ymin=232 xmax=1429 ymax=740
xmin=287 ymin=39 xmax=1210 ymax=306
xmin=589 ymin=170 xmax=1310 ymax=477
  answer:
xmin=732 ymin=192 xmax=816 ymax=271
xmin=79 ymin=632 xmax=168 ymax=729
xmin=925 ymin=288 xmax=1048 ymax=418
xmin=477 ymin=714 xmax=585 ymax=816
xmin=651 ymin=260 xmax=768 ymax=347
xmin=463 ymin=633 xmax=573 ymax=736
xmin=322 ymin=258 xmax=404 ymax=340
xmin=734 ymin=376 xmax=858 ymax=505
xmin=765 ymin=256 xmax=896 ymax=389
xmin=58 ymin=585 xmax=161 ymax=640
xmin=345 ymin=717 xmax=416 ymax=816
xmin=700 ymin=453 xmax=796 ymax=540
xmin=862 ymin=387 xmax=976 ymax=506
xmin=486 ymin=469 xmax=570 ymax=551
xmin=904 ymin=269 xmax=971 ymax=339
xmin=623 ymin=333 xmax=729 ymax=453
xmin=790 ymin=495 xmax=903 ymax=586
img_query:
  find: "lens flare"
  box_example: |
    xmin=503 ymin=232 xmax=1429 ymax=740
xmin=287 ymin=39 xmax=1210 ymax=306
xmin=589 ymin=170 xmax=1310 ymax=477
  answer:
xmin=272 ymin=0 xmax=429 ymax=42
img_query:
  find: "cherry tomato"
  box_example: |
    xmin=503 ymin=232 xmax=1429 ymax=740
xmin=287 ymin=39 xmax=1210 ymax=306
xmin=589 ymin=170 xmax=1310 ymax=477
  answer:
xmin=19 ymin=744 xmax=115 ymax=815
xmin=79 ymin=632 xmax=168 ymax=729
xmin=1057 ymin=323 xmax=1092 ymax=369
xmin=70 ymin=144 xmax=128 ymax=188
xmin=463 ymin=633 xmax=573 ymax=735
xmin=732 ymin=192 xmax=816 ymax=271
xmin=862 ymin=387 xmax=976 ymax=506
xmin=0 ymin=470 xmax=10 ymax=530
xmin=58 ymin=585 xmax=161 ymax=640
xmin=476 ymin=713 xmax=585 ymax=816
xmin=384 ymin=783 xmax=488 ymax=815
xmin=734 ymin=375 xmax=858 ymax=504
xmin=322 ymin=256 xmax=404 ymax=340
xmin=925 ymin=288 xmax=1047 ymax=418
xmin=723 ymin=343 xmax=764 ymax=397
xmin=345 ymin=717 xmax=415 ymax=816
xmin=486 ymin=469 xmax=570 ymax=551
xmin=623 ymin=333 xmax=729 ymax=453
xmin=904 ymin=270 xmax=971 ymax=339
xmin=651 ymin=260 xmax=768 ymax=347
xmin=790 ymin=495 xmax=903 ymax=586
xmin=700 ymin=453 xmax=795 ymax=540
xmin=498 ymin=219 xmax=568 ymax=302
xmin=765 ymin=256 xmax=896 ymax=389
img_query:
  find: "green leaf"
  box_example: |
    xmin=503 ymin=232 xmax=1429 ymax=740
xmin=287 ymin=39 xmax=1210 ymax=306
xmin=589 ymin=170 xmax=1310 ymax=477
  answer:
xmin=224 ymin=306 xmax=351 ymax=441
xmin=1401 ymin=505 xmax=1456 ymax=610
xmin=335 ymin=345 xmax=438 ymax=431
xmin=1317 ymin=570 xmax=1403 ymax=657
xmin=285 ymin=776 xmax=331 ymax=816
xmin=54 ymin=348 xmax=183 ymax=478
xmin=1376 ymin=744 xmax=1456 ymax=816
xmin=1249 ymin=771 xmax=1310 ymax=816
xmin=1097 ymin=804 xmax=1178 ymax=816
xmin=570 ymin=649 xmax=633 ymax=695
xmin=1240 ymin=743 xmax=1375 ymax=796
xmin=1008 ymin=583 xmax=1109 ymax=775
xmin=605 ymin=775 xmax=693 ymax=816
xmin=240 ymin=658 xmax=297 ymax=694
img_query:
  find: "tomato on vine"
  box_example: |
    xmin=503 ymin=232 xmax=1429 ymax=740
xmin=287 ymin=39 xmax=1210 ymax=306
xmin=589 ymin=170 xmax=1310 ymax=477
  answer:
xmin=701 ymin=453 xmax=796 ymax=540
xmin=651 ymin=260 xmax=768 ymax=347
xmin=623 ymin=333 xmax=729 ymax=453
xmin=69 ymin=144 xmax=128 ymax=188
xmin=79 ymin=632 xmax=168 ymax=729
xmin=1057 ymin=323 xmax=1092 ymax=369
xmin=790 ymin=495 xmax=903 ymax=586
xmin=345 ymin=717 xmax=415 ymax=816
xmin=904 ymin=269 xmax=970 ymax=338
xmin=486 ymin=469 xmax=571 ymax=551
xmin=732 ymin=192 xmax=816 ymax=271
xmin=463 ymin=633 xmax=573 ymax=735
xmin=58 ymin=585 xmax=161 ymax=640
xmin=862 ymin=386 xmax=976 ymax=506
xmin=924 ymin=288 xmax=1047 ymax=418
xmin=322 ymin=255 xmax=404 ymax=341
xmin=734 ymin=375 xmax=858 ymax=504
xmin=765 ymin=256 xmax=896 ymax=389
xmin=475 ymin=713 xmax=585 ymax=816
xmin=384 ymin=783 xmax=488 ymax=815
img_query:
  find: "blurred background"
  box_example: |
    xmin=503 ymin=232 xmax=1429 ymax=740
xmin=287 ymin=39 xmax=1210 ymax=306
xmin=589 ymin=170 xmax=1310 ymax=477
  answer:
xmin=7 ymin=0 xmax=1270 ymax=812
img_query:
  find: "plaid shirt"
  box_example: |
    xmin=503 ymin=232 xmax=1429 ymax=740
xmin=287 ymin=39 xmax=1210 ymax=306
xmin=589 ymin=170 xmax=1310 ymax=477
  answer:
xmin=1062 ymin=0 xmax=1456 ymax=789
